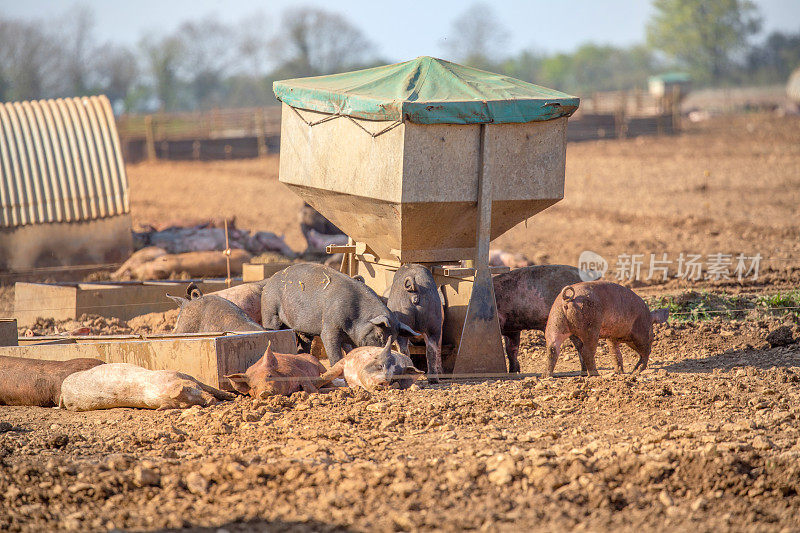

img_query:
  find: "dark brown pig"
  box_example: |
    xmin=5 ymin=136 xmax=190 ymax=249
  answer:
xmin=493 ymin=265 xmax=583 ymax=372
xmin=386 ymin=264 xmax=444 ymax=382
xmin=544 ymin=281 xmax=669 ymax=377
xmin=0 ymin=356 xmax=105 ymax=406
xmin=225 ymin=342 xmax=326 ymax=397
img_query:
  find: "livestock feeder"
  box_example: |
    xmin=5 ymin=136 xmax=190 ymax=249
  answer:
xmin=273 ymin=56 xmax=579 ymax=374
xmin=0 ymin=95 xmax=132 ymax=273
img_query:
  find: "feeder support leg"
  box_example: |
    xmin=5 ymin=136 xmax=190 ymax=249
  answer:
xmin=453 ymin=124 xmax=507 ymax=374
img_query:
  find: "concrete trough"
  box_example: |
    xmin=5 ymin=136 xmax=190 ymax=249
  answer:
xmin=14 ymin=278 xmax=242 ymax=327
xmin=0 ymin=318 xmax=17 ymax=346
xmin=2 ymin=329 xmax=296 ymax=391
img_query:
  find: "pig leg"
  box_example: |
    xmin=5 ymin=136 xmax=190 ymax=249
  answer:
xmin=505 ymin=331 xmax=521 ymax=373
xmin=608 ymin=340 xmax=625 ymax=374
xmin=395 ymin=335 xmax=410 ymax=357
xmin=629 ymin=340 xmax=651 ymax=374
xmin=424 ymin=331 xmax=443 ymax=383
xmin=317 ymin=359 xmax=345 ymax=388
xmin=321 ymin=327 xmax=346 ymax=366
xmin=577 ymin=333 xmax=600 ymax=377
xmin=570 ymin=336 xmax=586 ymax=374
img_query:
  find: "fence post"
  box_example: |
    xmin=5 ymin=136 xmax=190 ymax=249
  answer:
xmin=256 ymin=108 xmax=268 ymax=157
xmin=616 ymin=91 xmax=628 ymax=139
xmin=144 ymin=115 xmax=156 ymax=161
xmin=671 ymin=85 xmax=681 ymax=134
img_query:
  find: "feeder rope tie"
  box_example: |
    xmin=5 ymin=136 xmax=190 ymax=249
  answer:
xmin=289 ymin=105 xmax=401 ymax=138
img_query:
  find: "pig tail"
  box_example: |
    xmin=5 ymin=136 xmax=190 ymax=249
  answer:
xmin=562 ymin=286 xmax=576 ymax=304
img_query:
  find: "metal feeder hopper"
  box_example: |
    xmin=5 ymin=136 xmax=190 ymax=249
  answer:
xmin=274 ymin=57 xmax=579 ymax=373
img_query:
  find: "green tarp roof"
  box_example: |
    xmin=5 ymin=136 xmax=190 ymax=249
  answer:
xmin=273 ymin=56 xmax=579 ymax=125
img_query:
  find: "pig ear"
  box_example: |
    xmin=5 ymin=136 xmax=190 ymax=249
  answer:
xmin=263 ymin=341 xmax=278 ymax=366
xmin=404 ymin=366 xmax=425 ymax=376
xmin=381 ymin=338 xmax=393 ymax=356
xmin=186 ymin=282 xmax=203 ymax=300
xmin=166 ymin=293 xmax=188 ymax=308
xmin=651 ymin=308 xmax=669 ymax=324
xmin=370 ymin=315 xmax=391 ymax=328
xmin=224 ymin=374 xmax=251 ymax=395
xmin=404 ymin=276 xmax=417 ymax=292
xmin=398 ymin=322 xmax=419 ymax=338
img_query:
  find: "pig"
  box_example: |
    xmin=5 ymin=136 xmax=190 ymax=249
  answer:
xmin=168 ymin=292 xmax=264 ymax=333
xmin=111 ymin=247 xmax=167 ymax=280
xmin=59 ymin=363 xmax=235 ymax=411
xmin=224 ymin=341 xmax=326 ymax=397
xmin=133 ymin=249 xmax=252 ymax=280
xmin=246 ymin=231 xmax=296 ymax=258
xmin=185 ymin=281 xmax=267 ymax=324
xmin=0 ymin=356 xmax=104 ymax=407
xmin=544 ymin=281 xmax=669 ymax=377
xmin=489 ymin=249 xmax=532 ymax=269
xmin=261 ymin=263 xmax=418 ymax=365
xmin=493 ymin=265 xmax=584 ymax=372
xmin=304 ymin=229 xmax=349 ymax=255
xmin=386 ymin=264 xmax=444 ymax=382
xmin=318 ymin=339 xmax=424 ymax=391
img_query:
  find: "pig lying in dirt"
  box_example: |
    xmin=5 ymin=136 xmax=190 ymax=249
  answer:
xmin=299 ymin=203 xmax=345 ymax=254
xmin=489 ymin=249 xmax=532 ymax=269
xmin=493 ymin=265 xmax=584 ymax=372
xmin=168 ymin=292 xmax=264 ymax=333
xmin=386 ymin=264 xmax=444 ymax=382
xmin=0 ymin=356 xmax=105 ymax=407
xmin=304 ymin=229 xmax=349 ymax=255
xmin=318 ymin=339 xmax=424 ymax=391
xmin=115 ymin=249 xmax=252 ymax=280
xmin=544 ymin=281 xmax=669 ymax=377
xmin=60 ymin=363 xmax=235 ymax=411
xmin=225 ymin=342 xmax=326 ymax=397
xmin=185 ymin=281 xmax=266 ymax=324
xmin=111 ymin=247 xmax=167 ymax=280
xmin=261 ymin=264 xmax=418 ymax=365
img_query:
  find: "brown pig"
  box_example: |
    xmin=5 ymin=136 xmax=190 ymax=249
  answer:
xmin=225 ymin=342 xmax=326 ymax=398
xmin=0 ymin=356 xmax=105 ymax=407
xmin=544 ymin=281 xmax=669 ymax=377
xmin=318 ymin=339 xmax=424 ymax=391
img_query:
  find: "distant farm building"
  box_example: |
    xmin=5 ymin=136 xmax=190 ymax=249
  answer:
xmin=0 ymin=95 xmax=132 ymax=272
xmin=648 ymin=72 xmax=691 ymax=101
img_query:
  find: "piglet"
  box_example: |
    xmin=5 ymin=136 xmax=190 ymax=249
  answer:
xmin=0 ymin=356 xmax=104 ymax=407
xmin=225 ymin=342 xmax=326 ymax=398
xmin=544 ymin=281 xmax=669 ymax=377
xmin=318 ymin=339 xmax=424 ymax=391
xmin=168 ymin=293 xmax=264 ymax=333
xmin=185 ymin=281 xmax=267 ymax=325
xmin=59 ymin=363 xmax=235 ymax=411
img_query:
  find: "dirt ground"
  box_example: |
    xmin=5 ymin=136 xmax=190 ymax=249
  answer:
xmin=1 ymin=113 xmax=800 ymax=531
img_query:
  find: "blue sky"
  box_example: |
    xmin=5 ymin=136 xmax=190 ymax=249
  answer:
xmin=2 ymin=0 xmax=799 ymax=61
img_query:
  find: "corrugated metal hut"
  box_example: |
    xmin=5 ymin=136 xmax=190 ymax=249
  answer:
xmin=0 ymin=95 xmax=132 ymax=271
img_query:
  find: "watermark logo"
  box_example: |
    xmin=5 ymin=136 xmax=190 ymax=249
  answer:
xmin=577 ymin=251 xmax=762 ymax=282
xmin=578 ymin=250 xmax=608 ymax=281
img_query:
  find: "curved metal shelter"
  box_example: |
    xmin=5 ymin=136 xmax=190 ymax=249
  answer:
xmin=0 ymin=95 xmax=129 ymax=228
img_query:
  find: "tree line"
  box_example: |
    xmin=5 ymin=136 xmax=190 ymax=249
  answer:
xmin=0 ymin=1 xmax=798 ymax=113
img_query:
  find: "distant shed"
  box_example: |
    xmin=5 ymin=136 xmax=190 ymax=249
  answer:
xmin=648 ymin=72 xmax=691 ymax=101
xmin=0 ymin=95 xmax=132 ymax=272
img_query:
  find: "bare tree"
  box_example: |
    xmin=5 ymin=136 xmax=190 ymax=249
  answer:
xmin=442 ymin=3 xmax=510 ymax=70
xmin=273 ymin=8 xmax=377 ymax=77
xmin=236 ymin=12 xmax=274 ymax=75
xmin=176 ymin=17 xmax=237 ymax=108
xmin=0 ymin=18 xmax=61 ymax=100
xmin=60 ymin=4 xmax=96 ymax=96
xmin=93 ymin=44 xmax=139 ymax=110
xmin=139 ymin=34 xmax=185 ymax=111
